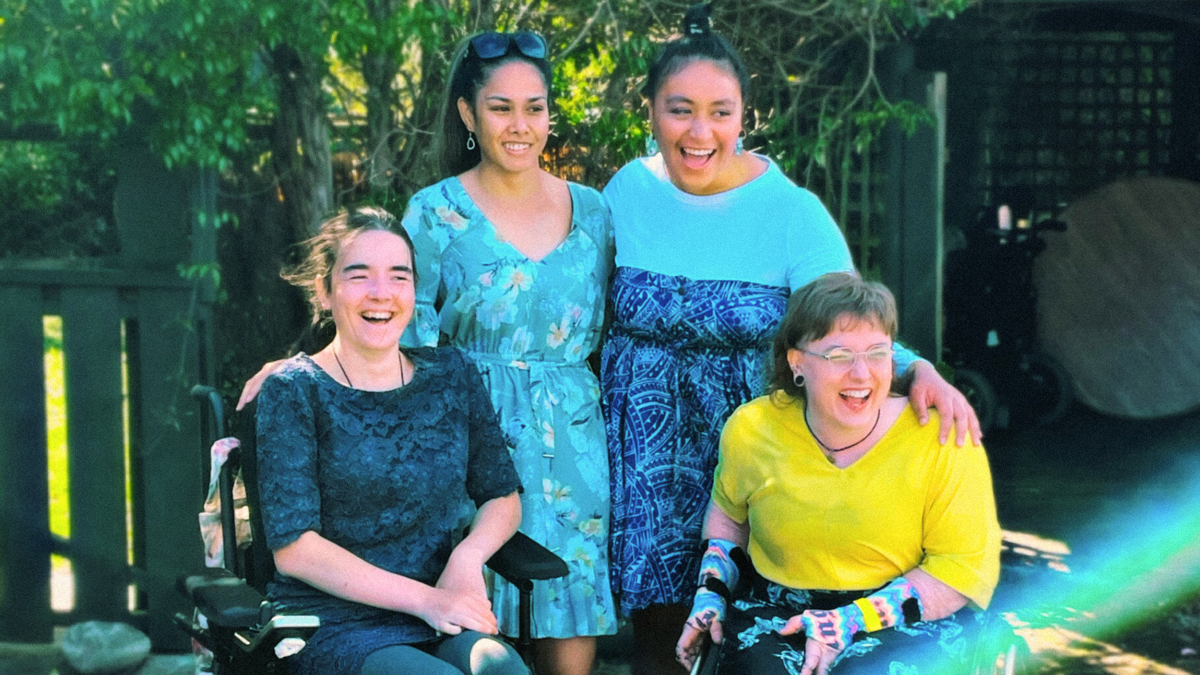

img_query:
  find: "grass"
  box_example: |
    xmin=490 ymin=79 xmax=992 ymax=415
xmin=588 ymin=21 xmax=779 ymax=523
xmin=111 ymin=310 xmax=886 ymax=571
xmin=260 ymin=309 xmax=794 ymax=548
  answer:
xmin=43 ymin=316 xmax=138 ymax=613
xmin=43 ymin=316 xmax=75 ymax=613
xmin=44 ymin=316 xmax=68 ymax=540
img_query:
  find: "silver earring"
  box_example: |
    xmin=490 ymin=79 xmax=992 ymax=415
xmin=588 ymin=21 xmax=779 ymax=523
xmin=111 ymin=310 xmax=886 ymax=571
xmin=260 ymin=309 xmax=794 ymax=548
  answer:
xmin=735 ymin=134 xmax=745 ymax=156
xmin=793 ymin=372 xmax=804 ymax=388
xmin=646 ymin=135 xmax=659 ymax=157
xmin=466 ymin=132 xmax=476 ymax=151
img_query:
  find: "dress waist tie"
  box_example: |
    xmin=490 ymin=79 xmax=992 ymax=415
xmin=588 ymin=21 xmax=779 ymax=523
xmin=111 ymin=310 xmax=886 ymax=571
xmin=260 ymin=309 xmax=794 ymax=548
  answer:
xmin=462 ymin=351 xmax=584 ymax=463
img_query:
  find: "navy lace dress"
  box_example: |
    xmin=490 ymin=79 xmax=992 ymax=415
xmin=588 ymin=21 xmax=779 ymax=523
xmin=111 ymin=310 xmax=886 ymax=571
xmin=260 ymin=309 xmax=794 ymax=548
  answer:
xmin=256 ymin=347 xmax=521 ymax=675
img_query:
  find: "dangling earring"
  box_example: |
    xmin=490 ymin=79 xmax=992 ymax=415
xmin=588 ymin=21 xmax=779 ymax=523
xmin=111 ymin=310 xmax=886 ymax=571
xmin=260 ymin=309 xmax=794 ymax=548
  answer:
xmin=466 ymin=132 xmax=476 ymax=151
xmin=735 ymin=132 xmax=745 ymax=156
xmin=646 ymin=135 xmax=659 ymax=157
xmin=793 ymin=372 xmax=804 ymax=388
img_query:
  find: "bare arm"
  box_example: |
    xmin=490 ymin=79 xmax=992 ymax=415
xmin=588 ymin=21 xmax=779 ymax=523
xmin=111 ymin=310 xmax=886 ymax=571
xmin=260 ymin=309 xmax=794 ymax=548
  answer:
xmin=436 ymin=493 xmax=522 ymax=600
xmin=701 ymin=499 xmax=750 ymax=548
xmin=237 ymin=359 xmax=285 ymax=410
xmin=907 ymin=360 xmax=983 ymax=446
xmin=908 ymin=567 xmax=970 ymax=620
xmin=273 ymin=527 xmax=502 ymax=635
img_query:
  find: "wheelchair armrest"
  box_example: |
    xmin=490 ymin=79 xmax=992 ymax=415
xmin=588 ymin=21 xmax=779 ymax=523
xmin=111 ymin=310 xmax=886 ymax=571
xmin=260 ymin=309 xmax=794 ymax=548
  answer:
xmin=694 ymin=637 xmax=720 ymax=675
xmin=486 ymin=531 xmax=569 ymax=591
xmin=239 ymin=614 xmax=321 ymax=659
xmin=179 ymin=568 xmax=268 ymax=629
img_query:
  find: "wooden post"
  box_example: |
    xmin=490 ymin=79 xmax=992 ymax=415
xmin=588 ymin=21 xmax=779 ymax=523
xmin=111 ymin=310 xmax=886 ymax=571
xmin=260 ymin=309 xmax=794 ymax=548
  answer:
xmin=62 ymin=288 xmax=129 ymax=621
xmin=0 ymin=287 xmax=52 ymax=642
xmin=114 ymin=144 xmax=190 ymax=272
xmin=880 ymin=43 xmax=948 ymax=363
xmin=132 ymin=289 xmax=204 ymax=649
xmin=111 ymin=130 xmax=215 ymax=647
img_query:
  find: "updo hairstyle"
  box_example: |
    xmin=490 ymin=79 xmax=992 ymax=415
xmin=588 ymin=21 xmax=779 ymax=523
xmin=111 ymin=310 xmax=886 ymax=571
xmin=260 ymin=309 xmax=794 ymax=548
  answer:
xmin=281 ymin=206 xmax=416 ymax=328
xmin=641 ymin=3 xmax=752 ymax=104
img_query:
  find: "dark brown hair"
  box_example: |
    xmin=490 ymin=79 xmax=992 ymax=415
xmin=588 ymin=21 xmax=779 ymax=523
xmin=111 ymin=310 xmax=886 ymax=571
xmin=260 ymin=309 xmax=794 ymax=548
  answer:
xmin=641 ymin=4 xmax=751 ymax=104
xmin=437 ymin=33 xmax=554 ymax=177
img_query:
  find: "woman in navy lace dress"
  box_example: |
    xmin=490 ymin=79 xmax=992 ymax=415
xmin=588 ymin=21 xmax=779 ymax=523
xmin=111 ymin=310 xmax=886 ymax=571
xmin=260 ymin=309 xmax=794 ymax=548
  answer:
xmin=255 ymin=208 xmax=527 ymax=675
xmin=600 ymin=7 xmax=982 ymax=672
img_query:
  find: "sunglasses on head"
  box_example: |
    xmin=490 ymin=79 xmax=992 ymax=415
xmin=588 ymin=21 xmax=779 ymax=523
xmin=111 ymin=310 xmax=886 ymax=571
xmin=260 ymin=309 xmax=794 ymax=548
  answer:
xmin=469 ymin=31 xmax=547 ymax=60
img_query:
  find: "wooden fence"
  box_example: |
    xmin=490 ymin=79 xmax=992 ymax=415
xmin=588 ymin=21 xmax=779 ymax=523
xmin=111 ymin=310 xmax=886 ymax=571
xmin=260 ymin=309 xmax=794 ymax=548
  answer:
xmin=0 ymin=264 xmax=212 ymax=649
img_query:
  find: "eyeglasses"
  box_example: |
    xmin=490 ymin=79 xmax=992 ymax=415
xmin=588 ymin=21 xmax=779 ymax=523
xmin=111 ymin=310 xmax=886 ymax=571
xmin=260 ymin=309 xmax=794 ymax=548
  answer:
xmin=800 ymin=346 xmax=894 ymax=370
xmin=469 ymin=31 xmax=548 ymax=60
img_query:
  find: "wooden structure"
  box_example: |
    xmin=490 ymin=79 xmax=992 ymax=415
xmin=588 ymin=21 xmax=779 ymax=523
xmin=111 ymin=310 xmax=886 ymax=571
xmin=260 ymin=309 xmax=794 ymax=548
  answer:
xmin=879 ymin=44 xmax=949 ymax=362
xmin=0 ymin=140 xmax=215 ymax=649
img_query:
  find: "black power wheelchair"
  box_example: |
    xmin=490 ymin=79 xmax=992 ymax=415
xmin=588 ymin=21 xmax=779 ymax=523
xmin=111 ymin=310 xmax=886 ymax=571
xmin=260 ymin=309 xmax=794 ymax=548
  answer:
xmin=176 ymin=385 xmax=569 ymax=674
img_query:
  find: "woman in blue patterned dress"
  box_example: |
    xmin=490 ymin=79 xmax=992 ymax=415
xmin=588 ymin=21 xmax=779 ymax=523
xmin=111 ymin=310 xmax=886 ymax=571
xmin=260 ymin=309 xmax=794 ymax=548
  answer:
xmin=399 ymin=32 xmax=616 ymax=675
xmin=600 ymin=7 xmax=982 ymax=673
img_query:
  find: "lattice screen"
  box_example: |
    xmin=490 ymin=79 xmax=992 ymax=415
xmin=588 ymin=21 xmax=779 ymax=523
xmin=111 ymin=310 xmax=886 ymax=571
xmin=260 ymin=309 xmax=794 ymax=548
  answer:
xmin=981 ymin=30 xmax=1176 ymax=210
xmin=925 ymin=15 xmax=1196 ymax=230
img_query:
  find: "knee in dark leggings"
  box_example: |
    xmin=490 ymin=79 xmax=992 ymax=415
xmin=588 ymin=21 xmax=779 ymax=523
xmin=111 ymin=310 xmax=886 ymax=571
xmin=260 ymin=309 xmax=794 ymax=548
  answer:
xmin=436 ymin=632 xmax=527 ymax=675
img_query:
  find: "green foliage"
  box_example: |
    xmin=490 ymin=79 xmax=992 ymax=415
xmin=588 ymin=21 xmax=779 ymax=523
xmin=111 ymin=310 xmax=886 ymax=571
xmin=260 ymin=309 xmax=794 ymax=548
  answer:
xmin=0 ymin=0 xmax=272 ymax=171
xmin=552 ymin=42 xmax=650 ymax=181
xmin=0 ymin=141 xmax=117 ymax=259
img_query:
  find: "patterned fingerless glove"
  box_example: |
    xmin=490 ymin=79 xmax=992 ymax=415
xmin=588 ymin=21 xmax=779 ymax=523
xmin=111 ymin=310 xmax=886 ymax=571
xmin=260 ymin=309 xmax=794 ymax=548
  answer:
xmin=799 ymin=576 xmax=923 ymax=651
xmin=686 ymin=539 xmax=741 ymax=631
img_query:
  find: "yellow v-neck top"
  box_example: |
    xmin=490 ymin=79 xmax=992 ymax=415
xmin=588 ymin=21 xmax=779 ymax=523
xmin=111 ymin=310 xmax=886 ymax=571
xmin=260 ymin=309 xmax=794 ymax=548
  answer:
xmin=711 ymin=394 xmax=1001 ymax=608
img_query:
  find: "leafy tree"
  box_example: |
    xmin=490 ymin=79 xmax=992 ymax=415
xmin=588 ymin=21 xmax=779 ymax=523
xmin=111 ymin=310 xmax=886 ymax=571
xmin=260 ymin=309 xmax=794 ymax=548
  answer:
xmin=2 ymin=0 xmax=973 ymax=394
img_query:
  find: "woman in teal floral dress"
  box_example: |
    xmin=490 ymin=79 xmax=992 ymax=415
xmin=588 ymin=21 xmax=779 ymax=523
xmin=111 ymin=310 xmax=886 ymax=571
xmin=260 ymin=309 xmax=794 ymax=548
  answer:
xmin=400 ymin=32 xmax=616 ymax=675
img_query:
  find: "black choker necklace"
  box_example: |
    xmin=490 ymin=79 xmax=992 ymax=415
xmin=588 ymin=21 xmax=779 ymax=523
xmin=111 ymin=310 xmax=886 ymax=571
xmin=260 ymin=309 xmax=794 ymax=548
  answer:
xmin=332 ymin=346 xmax=407 ymax=389
xmin=804 ymin=407 xmax=881 ymax=453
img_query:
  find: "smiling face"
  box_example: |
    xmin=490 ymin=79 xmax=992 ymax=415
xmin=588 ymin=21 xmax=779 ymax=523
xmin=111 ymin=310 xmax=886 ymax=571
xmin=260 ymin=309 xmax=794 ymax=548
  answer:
xmin=318 ymin=229 xmax=416 ymax=358
xmin=649 ymin=58 xmax=745 ymax=195
xmin=457 ymin=59 xmax=550 ymax=175
xmin=788 ymin=314 xmax=894 ymax=437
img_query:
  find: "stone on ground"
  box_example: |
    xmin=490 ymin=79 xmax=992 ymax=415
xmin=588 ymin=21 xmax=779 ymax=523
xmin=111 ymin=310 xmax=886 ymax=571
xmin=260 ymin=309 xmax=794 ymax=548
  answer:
xmin=61 ymin=621 xmax=150 ymax=674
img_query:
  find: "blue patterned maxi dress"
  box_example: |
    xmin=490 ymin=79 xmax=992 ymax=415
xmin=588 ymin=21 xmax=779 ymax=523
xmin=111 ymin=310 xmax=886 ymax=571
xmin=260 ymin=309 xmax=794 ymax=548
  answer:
xmin=401 ymin=177 xmax=618 ymax=638
xmin=601 ymin=269 xmax=790 ymax=613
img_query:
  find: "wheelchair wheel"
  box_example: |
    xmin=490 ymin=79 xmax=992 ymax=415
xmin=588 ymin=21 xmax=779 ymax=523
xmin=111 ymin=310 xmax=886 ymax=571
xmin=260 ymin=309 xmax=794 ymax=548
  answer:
xmin=954 ymin=367 xmax=998 ymax=435
xmin=1020 ymin=352 xmax=1073 ymax=426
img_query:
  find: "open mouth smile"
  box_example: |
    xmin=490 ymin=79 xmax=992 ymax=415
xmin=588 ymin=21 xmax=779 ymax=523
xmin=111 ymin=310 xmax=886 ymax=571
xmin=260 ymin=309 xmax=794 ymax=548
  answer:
xmin=361 ymin=311 xmax=393 ymax=325
xmin=680 ymin=147 xmax=716 ymax=169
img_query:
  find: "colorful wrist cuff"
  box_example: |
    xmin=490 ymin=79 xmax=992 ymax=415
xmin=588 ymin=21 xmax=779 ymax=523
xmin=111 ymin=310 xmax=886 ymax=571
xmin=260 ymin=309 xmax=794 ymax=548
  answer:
xmin=688 ymin=587 xmax=727 ymax=630
xmin=800 ymin=576 xmax=923 ymax=651
xmin=698 ymin=538 xmax=740 ymax=591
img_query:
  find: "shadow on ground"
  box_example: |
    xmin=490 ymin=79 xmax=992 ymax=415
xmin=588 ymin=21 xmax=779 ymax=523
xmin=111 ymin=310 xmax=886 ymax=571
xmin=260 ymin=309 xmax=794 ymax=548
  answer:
xmin=979 ymin=404 xmax=1200 ymax=674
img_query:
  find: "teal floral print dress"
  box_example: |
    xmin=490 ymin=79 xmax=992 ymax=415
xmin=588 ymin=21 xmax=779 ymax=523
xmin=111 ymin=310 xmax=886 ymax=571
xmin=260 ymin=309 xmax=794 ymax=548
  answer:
xmin=401 ymin=177 xmax=617 ymax=638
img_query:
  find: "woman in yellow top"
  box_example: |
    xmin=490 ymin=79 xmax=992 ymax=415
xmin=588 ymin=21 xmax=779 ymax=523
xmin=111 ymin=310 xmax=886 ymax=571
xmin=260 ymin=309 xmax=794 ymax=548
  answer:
xmin=675 ymin=273 xmax=1001 ymax=675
